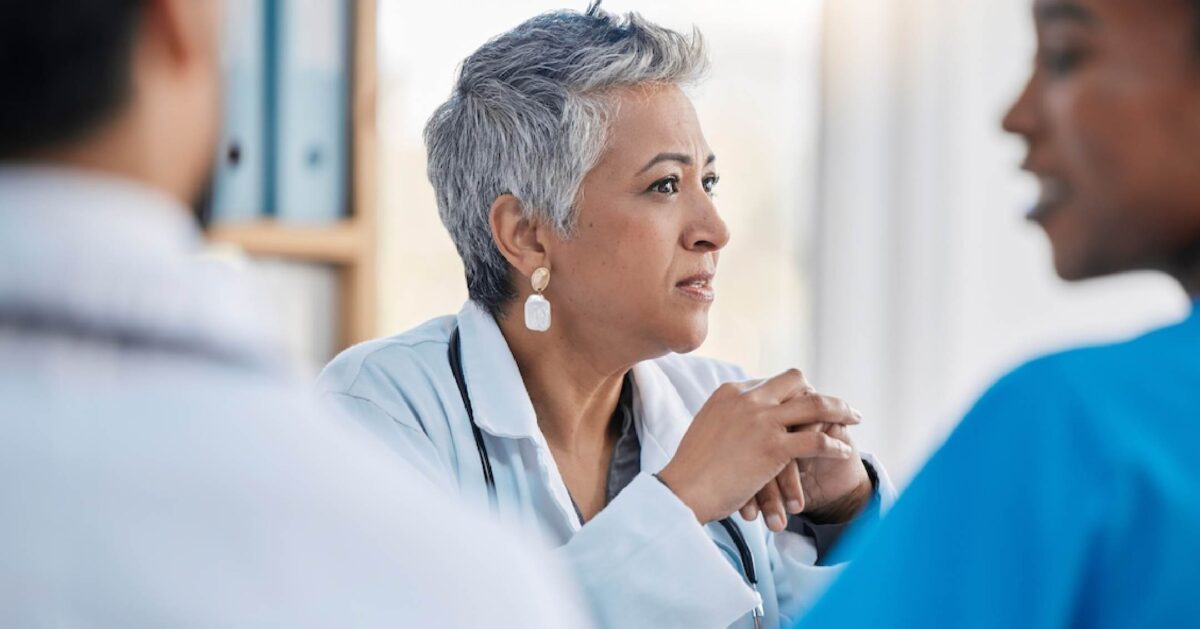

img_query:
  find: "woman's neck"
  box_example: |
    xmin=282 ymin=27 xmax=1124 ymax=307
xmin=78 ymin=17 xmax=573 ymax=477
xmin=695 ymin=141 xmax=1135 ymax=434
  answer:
xmin=496 ymin=306 xmax=633 ymax=455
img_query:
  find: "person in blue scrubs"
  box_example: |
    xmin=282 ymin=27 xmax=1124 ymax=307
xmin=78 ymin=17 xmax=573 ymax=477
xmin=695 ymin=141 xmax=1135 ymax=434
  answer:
xmin=797 ymin=0 xmax=1200 ymax=627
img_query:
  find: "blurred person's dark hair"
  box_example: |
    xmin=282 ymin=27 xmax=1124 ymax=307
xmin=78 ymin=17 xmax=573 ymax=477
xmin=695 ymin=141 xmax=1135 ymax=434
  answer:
xmin=0 ymin=1 xmax=145 ymax=159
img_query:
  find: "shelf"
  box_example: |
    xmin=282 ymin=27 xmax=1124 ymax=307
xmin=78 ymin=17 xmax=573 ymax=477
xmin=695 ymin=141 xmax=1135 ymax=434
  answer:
xmin=206 ymin=219 xmax=366 ymax=265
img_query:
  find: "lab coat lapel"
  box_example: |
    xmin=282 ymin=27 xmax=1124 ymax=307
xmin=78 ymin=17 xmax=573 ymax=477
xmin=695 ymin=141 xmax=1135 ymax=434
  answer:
xmin=632 ymin=360 xmax=747 ymax=562
xmin=630 ymin=360 xmax=691 ymax=475
xmin=454 ymin=301 xmax=581 ymax=532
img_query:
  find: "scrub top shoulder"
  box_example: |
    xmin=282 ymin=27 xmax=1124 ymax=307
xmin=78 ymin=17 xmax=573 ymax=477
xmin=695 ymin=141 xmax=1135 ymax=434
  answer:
xmin=797 ymin=304 xmax=1200 ymax=629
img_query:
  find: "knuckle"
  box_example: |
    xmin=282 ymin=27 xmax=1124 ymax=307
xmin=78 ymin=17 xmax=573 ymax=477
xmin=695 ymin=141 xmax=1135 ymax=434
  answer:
xmin=801 ymin=431 xmax=825 ymax=453
xmin=814 ymin=395 xmax=837 ymax=416
xmin=766 ymin=432 xmax=790 ymax=461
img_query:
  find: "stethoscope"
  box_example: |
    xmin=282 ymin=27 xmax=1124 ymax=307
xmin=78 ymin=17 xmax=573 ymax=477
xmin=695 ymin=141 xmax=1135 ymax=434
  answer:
xmin=448 ymin=327 xmax=765 ymax=627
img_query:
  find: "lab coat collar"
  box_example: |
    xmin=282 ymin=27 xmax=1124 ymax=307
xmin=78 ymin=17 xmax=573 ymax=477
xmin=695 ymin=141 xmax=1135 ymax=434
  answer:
xmin=0 ymin=164 xmax=284 ymax=370
xmin=630 ymin=360 xmax=693 ymax=475
xmin=454 ymin=300 xmax=544 ymax=441
xmin=454 ymin=300 xmax=583 ymax=527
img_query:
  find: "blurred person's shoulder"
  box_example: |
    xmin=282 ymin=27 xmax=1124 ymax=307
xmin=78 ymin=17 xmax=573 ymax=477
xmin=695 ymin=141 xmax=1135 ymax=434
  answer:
xmin=980 ymin=310 xmax=1199 ymax=416
xmin=964 ymin=310 xmax=1200 ymax=472
xmin=0 ymin=336 xmax=591 ymax=628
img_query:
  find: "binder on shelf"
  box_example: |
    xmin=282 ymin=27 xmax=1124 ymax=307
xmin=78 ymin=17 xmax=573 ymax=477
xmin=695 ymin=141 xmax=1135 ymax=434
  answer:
xmin=272 ymin=0 xmax=351 ymax=223
xmin=210 ymin=0 xmax=268 ymax=224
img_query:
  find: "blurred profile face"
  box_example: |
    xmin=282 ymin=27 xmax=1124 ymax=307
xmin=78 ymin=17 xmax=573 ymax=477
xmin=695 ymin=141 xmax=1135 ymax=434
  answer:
xmin=1003 ymin=0 xmax=1200 ymax=283
xmin=543 ymin=83 xmax=729 ymax=357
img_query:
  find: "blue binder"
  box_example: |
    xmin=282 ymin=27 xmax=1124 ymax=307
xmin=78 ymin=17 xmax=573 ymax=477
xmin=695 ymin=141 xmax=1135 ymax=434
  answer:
xmin=210 ymin=0 xmax=268 ymax=223
xmin=272 ymin=0 xmax=351 ymax=223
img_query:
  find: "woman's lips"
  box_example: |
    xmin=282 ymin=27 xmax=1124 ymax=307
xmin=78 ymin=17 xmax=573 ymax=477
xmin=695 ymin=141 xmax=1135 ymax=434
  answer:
xmin=675 ymin=273 xmax=715 ymax=302
xmin=1027 ymin=176 xmax=1071 ymax=222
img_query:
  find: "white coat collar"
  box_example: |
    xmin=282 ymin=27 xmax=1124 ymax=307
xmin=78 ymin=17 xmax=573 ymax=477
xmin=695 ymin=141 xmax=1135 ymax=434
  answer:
xmin=454 ymin=300 xmax=543 ymax=441
xmin=454 ymin=300 xmax=581 ymax=527
xmin=630 ymin=360 xmax=693 ymax=475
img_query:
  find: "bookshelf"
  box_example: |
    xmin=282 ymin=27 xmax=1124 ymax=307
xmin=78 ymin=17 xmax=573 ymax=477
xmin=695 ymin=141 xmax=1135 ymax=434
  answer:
xmin=207 ymin=0 xmax=378 ymax=350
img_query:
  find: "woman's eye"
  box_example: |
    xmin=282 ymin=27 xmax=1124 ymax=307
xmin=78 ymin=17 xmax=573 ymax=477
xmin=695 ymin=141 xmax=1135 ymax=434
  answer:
xmin=1040 ymin=47 xmax=1086 ymax=77
xmin=703 ymin=175 xmax=720 ymax=195
xmin=649 ymin=176 xmax=680 ymax=195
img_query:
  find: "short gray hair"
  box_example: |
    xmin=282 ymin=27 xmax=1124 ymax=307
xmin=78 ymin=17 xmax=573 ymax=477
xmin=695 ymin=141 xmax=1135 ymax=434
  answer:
xmin=423 ymin=1 xmax=709 ymax=318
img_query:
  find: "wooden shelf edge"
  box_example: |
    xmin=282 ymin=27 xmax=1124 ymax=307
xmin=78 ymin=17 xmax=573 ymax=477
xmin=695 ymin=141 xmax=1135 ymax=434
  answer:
xmin=206 ymin=220 xmax=367 ymax=265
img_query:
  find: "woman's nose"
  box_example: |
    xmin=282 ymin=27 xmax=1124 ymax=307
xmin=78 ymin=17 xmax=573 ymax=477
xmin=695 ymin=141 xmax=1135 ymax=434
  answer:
xmin=684 ymin=194 xmax=730 ymax=252
xmin=1002 ymin=74 xmax=1039 ymax=139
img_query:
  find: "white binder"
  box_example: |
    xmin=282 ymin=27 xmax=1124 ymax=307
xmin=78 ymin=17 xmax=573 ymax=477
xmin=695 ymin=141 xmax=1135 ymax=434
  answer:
xmin=210 ymin=0 xmax=268 ymax=223
xmin=272 ymin=0 xmax=350 ymax=223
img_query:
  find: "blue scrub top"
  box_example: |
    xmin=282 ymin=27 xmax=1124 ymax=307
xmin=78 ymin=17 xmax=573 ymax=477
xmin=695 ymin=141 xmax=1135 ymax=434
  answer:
xmin=796 ymin=300 xmax=1200 ymax=628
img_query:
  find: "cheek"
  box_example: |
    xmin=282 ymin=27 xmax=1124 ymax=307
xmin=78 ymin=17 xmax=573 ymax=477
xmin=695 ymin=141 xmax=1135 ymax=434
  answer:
xmin=1054 ymin=87 xmax=1128 ymax=198
xmin=556 ymin=214 xmax=678 ymax=307
xmin=1046 ymin=78 xmax=1200 ymax=273
xmin=1056 ymin=74 xmax=1194 ymax=208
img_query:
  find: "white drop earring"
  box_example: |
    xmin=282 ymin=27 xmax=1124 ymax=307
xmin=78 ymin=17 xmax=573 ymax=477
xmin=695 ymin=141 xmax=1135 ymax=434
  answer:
xmin=524 ymin=267 xmax=551 ymax=332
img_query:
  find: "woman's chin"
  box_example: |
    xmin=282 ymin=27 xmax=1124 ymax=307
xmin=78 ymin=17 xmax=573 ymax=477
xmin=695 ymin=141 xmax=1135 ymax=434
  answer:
xmin=661 ymin=321 xmax=709 ymax=355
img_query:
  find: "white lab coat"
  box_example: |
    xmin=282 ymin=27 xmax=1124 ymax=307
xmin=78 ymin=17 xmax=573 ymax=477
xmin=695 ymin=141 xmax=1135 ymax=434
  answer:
xmin=0 ymin=166 xmax=591 ymax=628
xmin=318 ymin=300 xmax=898 ymax=629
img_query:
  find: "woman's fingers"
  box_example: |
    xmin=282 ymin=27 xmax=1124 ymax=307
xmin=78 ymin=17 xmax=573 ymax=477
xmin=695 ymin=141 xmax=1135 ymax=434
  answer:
xmin=739 ymin=499 xmax=759 ymax=522
xmin=777 ymin=459 xmax=805 ymax=515
xmin=773 ymin=394 xmax=861 ymax=429
xmin=783 ymin=430 xmax=854 ymax=460
xmin=751 ymin=369 xmax=815 ymax=403
xmin=756 ymin=478 xmax=788 ymax=532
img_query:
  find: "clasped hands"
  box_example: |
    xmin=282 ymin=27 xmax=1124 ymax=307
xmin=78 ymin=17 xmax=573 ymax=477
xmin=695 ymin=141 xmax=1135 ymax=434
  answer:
xmin=658 ymin=370 xmax=873 ymax=532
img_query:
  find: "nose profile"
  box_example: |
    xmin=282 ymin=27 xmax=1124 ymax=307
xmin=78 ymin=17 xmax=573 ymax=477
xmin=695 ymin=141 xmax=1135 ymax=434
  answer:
xmin=685 ymin=194 xmax=730 ymax=253
xmin=1002 ymin=73 xmax=1038 ymax=140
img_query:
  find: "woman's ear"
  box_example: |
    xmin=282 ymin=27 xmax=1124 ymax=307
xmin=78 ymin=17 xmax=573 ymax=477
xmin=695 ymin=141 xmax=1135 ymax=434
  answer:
xmin=489 ymin=194 xmax=550 ymax=279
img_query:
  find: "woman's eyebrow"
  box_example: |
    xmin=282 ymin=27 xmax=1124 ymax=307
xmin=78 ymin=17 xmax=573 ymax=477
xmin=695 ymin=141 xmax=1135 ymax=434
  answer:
xmin=637 ymin=152 xmax=717 ymax=175
xmin=1035 ymin=0 xmax=1097 ymax=26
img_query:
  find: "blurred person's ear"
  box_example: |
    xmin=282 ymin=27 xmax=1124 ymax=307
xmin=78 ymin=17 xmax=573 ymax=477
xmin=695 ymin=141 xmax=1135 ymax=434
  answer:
xmin=142 ymin=0 xmax=221 ymax=68
xmin=137 ymin=0 xmax=223 ymax=215
xmin=490 ymin=194 xmax=553 ymax=283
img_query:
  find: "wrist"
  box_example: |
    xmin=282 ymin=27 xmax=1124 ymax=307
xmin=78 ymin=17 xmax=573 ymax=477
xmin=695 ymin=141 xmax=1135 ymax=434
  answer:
xmin=653 ymin=468 xmax=708 ymax=523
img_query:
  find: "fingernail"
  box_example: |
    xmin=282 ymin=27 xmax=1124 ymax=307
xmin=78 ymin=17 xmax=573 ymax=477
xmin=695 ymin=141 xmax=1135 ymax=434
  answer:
xmin=767 ymin=513 xmax=785 ymax=531
xmin=786 ymin=500 xmax=803 ymax=514
xmin=746 ymin=505 xmax=759 ymax=520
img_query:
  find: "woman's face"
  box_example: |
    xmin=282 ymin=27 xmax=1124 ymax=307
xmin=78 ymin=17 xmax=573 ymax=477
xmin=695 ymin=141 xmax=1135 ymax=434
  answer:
xmin=1003 ymin=0 xmax=1200 ymax=283
xmin=544 ymin=83 xmax=728 ymax=359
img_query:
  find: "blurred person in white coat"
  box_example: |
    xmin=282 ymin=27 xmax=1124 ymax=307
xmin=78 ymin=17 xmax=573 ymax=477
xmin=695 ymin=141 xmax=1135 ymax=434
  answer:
xmin=318 ymin=4 xmax=896 ymax=628
xmin=0 ymin=1 xmax=590 ymax=626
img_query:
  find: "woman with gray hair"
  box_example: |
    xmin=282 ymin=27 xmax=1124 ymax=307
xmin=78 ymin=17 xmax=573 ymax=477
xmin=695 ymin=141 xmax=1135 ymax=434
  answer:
xmin=318 ymin=4 xmax=894 ymax=627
